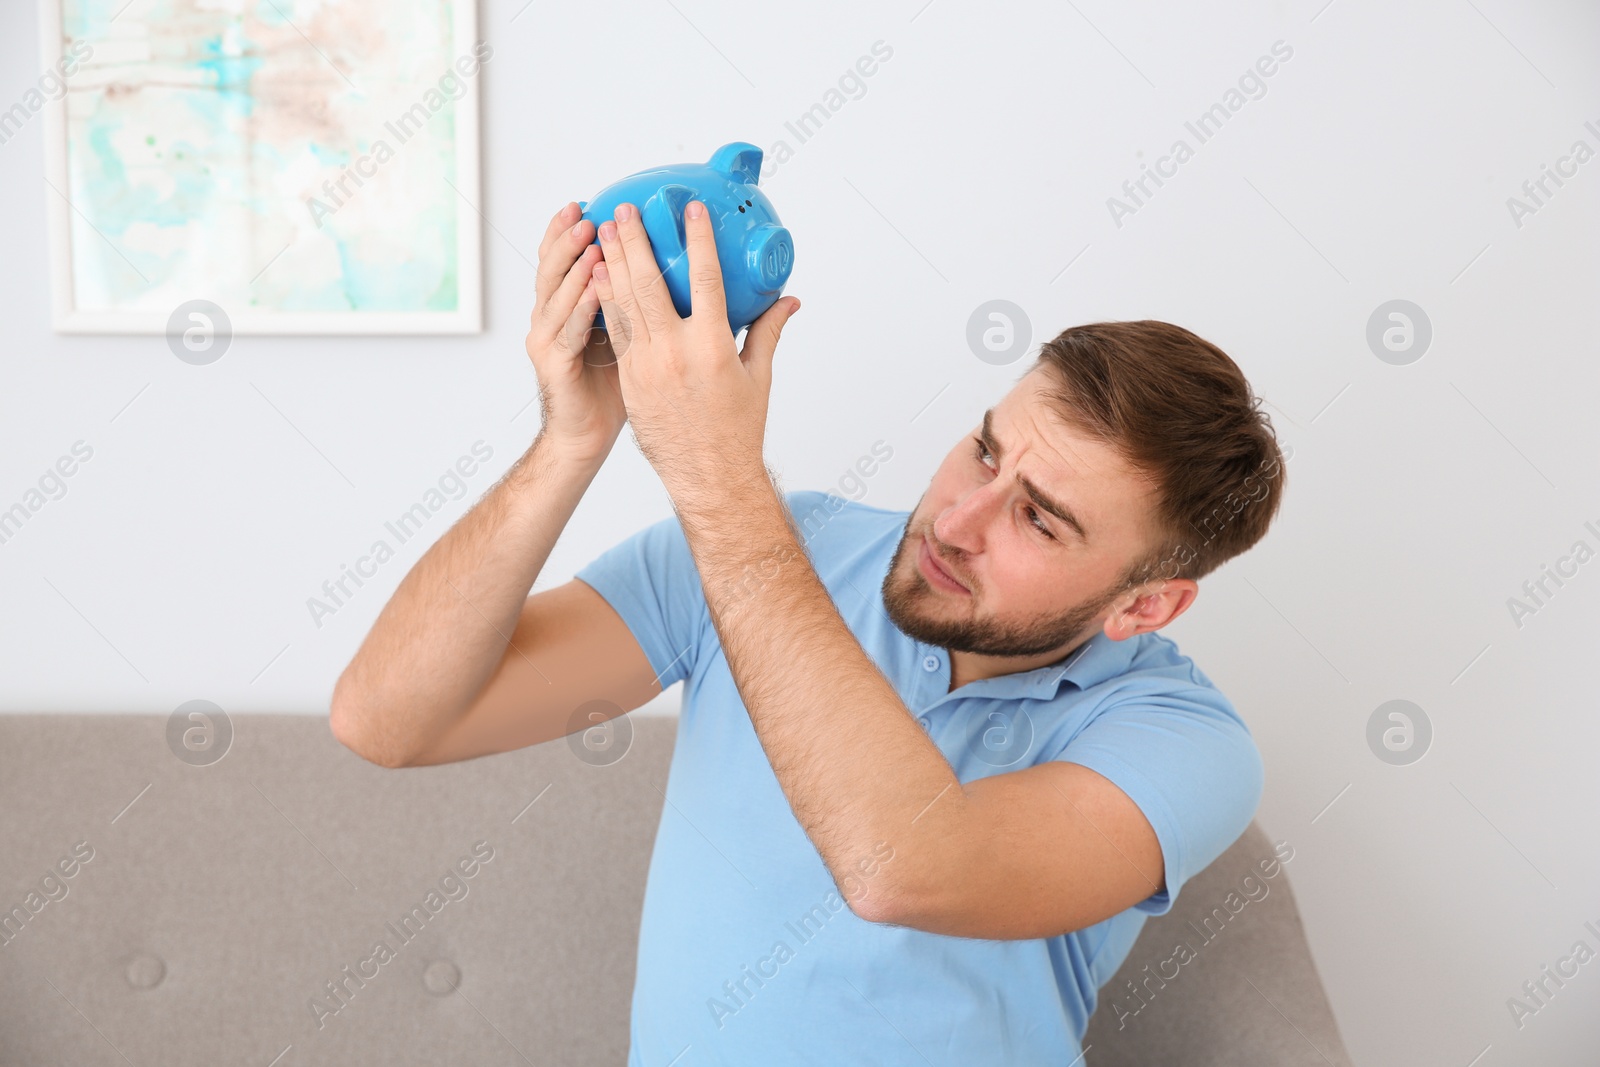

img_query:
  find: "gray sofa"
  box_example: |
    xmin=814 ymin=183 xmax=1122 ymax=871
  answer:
xmin=0 ymin=713 xmax=1352 ymax=1065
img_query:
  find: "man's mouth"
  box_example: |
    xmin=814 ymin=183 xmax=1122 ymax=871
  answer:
xmin=918 ymin=535 xmax=970 ymax=594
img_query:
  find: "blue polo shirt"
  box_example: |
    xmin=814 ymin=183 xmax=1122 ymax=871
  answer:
xmin=574 ymin=489 xmax=1264 ymax=1066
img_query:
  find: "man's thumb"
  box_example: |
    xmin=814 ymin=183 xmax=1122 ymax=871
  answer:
xmin=740 ymin=297 xmax=800 ymax=382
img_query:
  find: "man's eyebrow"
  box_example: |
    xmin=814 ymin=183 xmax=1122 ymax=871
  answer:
xmin=981 ymin=409 xmax=1089 ymax=543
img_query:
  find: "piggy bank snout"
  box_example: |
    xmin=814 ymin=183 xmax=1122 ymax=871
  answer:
xmin=747 ymin=224 xmax=793 ymax=294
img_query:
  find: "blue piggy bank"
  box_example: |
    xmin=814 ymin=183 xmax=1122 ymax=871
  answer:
xmin=580 ymin=141 xmax=794 ymax=337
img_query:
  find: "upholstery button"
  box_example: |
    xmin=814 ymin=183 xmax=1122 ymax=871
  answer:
xmin=921 ymin=654 xmax=940 ymax=672
xmin=423 ymin=959 xmax=461 ymax=996
xmin=125 ymin=954 xmax=165 ymax=989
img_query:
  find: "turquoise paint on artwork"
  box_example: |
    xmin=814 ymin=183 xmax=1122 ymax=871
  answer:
xmin=85 ymin=115 xmax=218 ymax=232
xmin=307 ymin=142 xmax=354 ymax=168
xmin=86 ymin=120 xmax=128 ymax=189
xmin=194 ymin=34 xmax=263 ymax=118
xmin=59 ymin=0 xmax=113 ymax=39
xmin=425 ymin=264 xmax=458 ymax=311
xmin=251 ymin=0 xmax=291 ymax=28
xmin=334 ymin=236 xmax=361 ymax=309
xmin=62 ymin=0 xmax=468 ymax=317
xmin=82 ymin=117 xmax=159 ymax=236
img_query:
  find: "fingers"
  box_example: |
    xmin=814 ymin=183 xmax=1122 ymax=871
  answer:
xmin=594 ymin=213 xmax=651 ymax=347
xmin=683 ymin=200 xmax=727 ymax=324
xmin=590 ymin=257 xmax=637 ymax=357
xmin=536 ymin=202 xmax=577 ymax=261
xmin=534 ymin=242 xmax=601 ymax=344
xmin=533 ymin=204 xmax=597 ymax=334
xmin=737 ymin=296 xmax=801 ymax=390
xmin=535 ymin=211 xmax=596 ymax=303
xmin=558 ymin=273 xmax=606 ymax=358
xmin=603 ymin=203 xmax=677 ymax=334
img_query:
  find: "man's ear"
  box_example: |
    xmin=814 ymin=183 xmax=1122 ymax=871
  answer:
xmin=1107 ymin=579 xmax=1198 ymax=637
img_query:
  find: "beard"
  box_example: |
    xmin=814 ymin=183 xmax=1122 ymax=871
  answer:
xmin=879 ymin=513 xmax=1128 ymax=660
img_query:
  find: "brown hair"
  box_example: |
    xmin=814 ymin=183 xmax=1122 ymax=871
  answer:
xmin=1028 ymin=320 xmax=1287 ymax=588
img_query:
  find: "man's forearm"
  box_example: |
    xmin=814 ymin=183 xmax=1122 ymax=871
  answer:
xmin=671 ymin=467 xmax=965 ymax=916
xmin=330 ymin=432 xmax=606 ymax=766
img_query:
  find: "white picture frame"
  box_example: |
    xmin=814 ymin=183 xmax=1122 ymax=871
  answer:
xmin=38 ymin=0 xmax=483 ymax=335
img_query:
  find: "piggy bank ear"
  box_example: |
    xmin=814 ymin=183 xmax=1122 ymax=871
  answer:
xmin=707 ymin=142 xmax=764 ymax=185
xmin=642 ymin=184 xmax=696 ymax=260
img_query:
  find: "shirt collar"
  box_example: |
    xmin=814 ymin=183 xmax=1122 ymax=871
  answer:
xmin=984 ymin=628 xmax=1143 ymax=700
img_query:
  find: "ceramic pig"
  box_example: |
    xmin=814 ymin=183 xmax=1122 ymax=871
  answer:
xmin=579 ymin=141 xmax=794 ymax=337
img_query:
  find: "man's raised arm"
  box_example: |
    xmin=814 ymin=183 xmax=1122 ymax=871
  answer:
xmin=330 ymin=201 xmax=636 ymax=768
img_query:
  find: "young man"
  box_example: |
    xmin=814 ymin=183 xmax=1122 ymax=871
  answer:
xmin=330 ymin=200 xmax=1288 ymax=1065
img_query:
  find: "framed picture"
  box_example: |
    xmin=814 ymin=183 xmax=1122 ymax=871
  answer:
xmin=38 ymin=0 xmax=483 ymax=334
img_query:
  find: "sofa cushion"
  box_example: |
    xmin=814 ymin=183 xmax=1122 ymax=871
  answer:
xmin=0 ymin=712 xmax=1350 ymax=1065
xmin=0 ymin=712 xmax=672 ymax=1066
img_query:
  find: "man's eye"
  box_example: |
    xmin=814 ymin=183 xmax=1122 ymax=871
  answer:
xmin=1026 ymin=507 xmax=1054 ymax=539
xmin=974 ymin=438 xmax=1053 ymax=540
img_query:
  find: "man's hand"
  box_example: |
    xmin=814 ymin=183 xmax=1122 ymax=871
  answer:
xmin=524 ymin=202 xmax=627 ymax=465
xmin=590 ymin=199 xmax=800 ymax=499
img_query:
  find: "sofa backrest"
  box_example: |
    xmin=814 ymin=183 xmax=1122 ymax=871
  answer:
xmin=0 ymin=713 xmax=1348 ymax=1065
xmin=1083 ymin=821 xmax=1353 ymax=1065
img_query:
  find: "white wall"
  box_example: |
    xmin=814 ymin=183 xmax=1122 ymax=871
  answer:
xmin=4 ymin=0 xmax=1599 ymax=1062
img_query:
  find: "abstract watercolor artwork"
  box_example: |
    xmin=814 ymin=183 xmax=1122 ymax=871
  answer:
xmin=39 ymin=0 xmax=483 ymax=333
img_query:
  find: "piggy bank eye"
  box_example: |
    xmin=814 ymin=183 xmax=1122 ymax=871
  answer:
xmin=745 ymin=199 xmax=752 ymax=206
xmin=738 ymin=205 xmax=745 ymax=213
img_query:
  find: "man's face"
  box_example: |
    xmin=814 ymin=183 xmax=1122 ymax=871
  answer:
xmin=882 ymin=371 xmax=1161 ymax=660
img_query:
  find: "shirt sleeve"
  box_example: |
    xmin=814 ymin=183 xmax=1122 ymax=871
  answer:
xmin=572 ymin=508 xmax=708 ymax=692
xmin=1053 ymin=691 xmax=1265 ymax=915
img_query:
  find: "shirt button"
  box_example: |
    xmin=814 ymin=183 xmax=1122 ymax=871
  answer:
xmin=917 ymin=716 xmax=932 ymax=732
xmin=922 ymin=654 xmax=941 ymax=673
